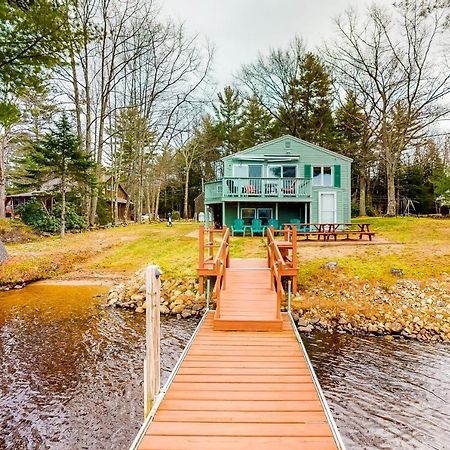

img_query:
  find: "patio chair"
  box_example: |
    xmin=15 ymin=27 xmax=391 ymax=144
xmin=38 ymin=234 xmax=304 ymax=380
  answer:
xmin=231 ymin=219 xmax=247 ymax=236
xmin=289 ymin=218 xmax=301 ymax=226
xmin=268 ymin=218 xmax=280 ymax=230
xmin=251 ymin=219 xmax=266 ymax=236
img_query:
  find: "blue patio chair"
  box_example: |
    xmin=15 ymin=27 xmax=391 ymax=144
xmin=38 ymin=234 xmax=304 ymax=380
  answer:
xmin=268 ymin=218 xmax=280 ymax=230
xmin=289 ymin=218 xmax=301 ymax=226
xmin=231 ymin=219 xmax=246 ymax=236
xmin=251 ymin=219 xmax=266 ymax=236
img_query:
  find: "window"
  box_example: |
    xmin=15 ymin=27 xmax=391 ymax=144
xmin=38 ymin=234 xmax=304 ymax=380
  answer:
xmin=257 ymin=208 xmax=272 ymax=225
xmin=248 ymin=164 xmax=262 ymax=178
xmin=268 ymin=165 xmax=297 ymax=178
xmin=283 ymin=165 xmax=296 ymax=178
xmin=234 ymin=165 xmax=248 ymax=177
xmin=313 ymin=166 xmax=333 ymax=187
xmin=268 ymin=165 xmax=281 ymax=178
xmin=241 ymin=208 xmax=256 ymax=225
xmin=233 ymin=164 xmax=262 ymax=178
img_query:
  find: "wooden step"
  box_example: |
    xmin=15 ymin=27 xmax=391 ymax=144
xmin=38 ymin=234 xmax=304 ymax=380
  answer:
xmin=213 ymin=316 xmax=283 ymax=332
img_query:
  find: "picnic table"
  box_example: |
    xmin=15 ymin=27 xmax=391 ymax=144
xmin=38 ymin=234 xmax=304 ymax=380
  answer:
xmin=282 ymin=223 xmax=374 ymax=241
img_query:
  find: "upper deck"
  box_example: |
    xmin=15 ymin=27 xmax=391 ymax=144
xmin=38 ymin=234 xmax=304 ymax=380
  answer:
xmin=205 ymin=177 xmax=312 ymax=203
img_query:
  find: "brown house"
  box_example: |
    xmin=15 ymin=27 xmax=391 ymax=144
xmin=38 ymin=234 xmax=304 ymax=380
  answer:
xmin=103 ymin=176 xmax=133 ymax=221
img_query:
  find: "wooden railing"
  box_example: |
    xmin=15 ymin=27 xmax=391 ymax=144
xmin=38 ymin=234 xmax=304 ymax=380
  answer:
xmin=204 ymin=177 xmax=312 ymax=201
xmin=266 ymin=225 xmax=299 ymax=316
xmin=197 ymin=225 xmax=230 ymax=317
xmin=267 ymin=226 xmax=285 ymax=320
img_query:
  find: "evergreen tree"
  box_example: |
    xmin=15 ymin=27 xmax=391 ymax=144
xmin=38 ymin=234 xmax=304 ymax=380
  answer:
xmin=23 ymin=114 xmax=93 ymax=238
xmin=240 ymin=96 xmax=276 ymax=149
xmin=335 ymin=91 xmax=374 ymax=215
xmin=0 ymin=0 xmax=69 ymax=95
xmin=213 ymin=86 xmax=243 ymax=155
xmin=278 ymin=52 xmax=334 ymax=147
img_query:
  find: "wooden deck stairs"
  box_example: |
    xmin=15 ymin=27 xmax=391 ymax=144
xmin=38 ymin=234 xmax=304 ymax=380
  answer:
xmin=213 ymin=259 xmax=283 ymax=331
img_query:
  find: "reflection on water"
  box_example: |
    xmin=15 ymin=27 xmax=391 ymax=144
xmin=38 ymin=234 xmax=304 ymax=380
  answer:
xmin=0 ymin=285 xmax=198 ymax=450
xmin=303 ymin=332 xmax=450 ymax=450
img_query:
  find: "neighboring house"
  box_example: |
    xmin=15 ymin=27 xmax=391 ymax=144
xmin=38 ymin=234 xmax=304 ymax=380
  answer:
xmin=103 ymin=175 xmax=133 ymax=221
xmin=5 ymin=178 xmax=60 ymax=217
xmin=6 ymin=176 xmax=133 ymax=221
xmin=436 ymin=190 xmax=450 ymax=215
xmin=204 ymin=135 xmax=352 ymax=227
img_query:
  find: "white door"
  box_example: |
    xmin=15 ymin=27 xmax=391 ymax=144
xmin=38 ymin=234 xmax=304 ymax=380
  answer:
xmin=319 ymin=193 xmax=336 ymax=223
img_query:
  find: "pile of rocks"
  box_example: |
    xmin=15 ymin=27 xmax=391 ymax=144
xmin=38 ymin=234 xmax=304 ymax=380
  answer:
xmin=107 ymin=270 xmax=208 ymax=318
xmin=292 ymin=276 xmax=450 ymax=342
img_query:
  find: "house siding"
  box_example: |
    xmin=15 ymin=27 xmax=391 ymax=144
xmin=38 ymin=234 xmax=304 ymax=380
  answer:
xmin=207 ymin=136 xmax=352 ymax=225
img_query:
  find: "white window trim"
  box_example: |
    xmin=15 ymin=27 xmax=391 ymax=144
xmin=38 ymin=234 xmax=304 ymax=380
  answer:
xmin=313 ymin=166 xmax=333 ymax=187
xmin=268 ymin=164 xmax=297 ymax=178
xmin=318 ymin=191 xmax=337 ymax=224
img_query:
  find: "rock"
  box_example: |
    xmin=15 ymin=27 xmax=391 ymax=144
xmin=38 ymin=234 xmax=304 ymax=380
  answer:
xmin=390 ymin=268 xmax=403 ymax=277
xmin=338 ymin=317 xmax=347 ymax=325
xmin=192 ymin=304 xmax=203 ymax=311
xmin=172 ymin=304 xmax=185 ymax=314
xmin=181 ymin=309 xmax=192 ymax=318
xmin=131 ymin=293 xmax=145 ymax=303
xmin=160 ymin=305 xmax=170 ymax=314
xmin=323 ymin=261 xmax=338 ymax=270
xmin=309 ymin=316 xmax=320 ymax=324
xmin=435 ymin=314 xmax=443 ymax=320
xmin=298 ymin=325 xmax=313 ymax=333
xmin=437 ymin=301 xmax=446 ymax=307
xmin=384 ymin=335 xmax=394 ymax=341
xmin=135 ymin=306 xmax=145 ymax=313
xmin=390 ymin=322 xmax=403 ymax=333
xmin=298 ymin=318 xmax=308 ymax=327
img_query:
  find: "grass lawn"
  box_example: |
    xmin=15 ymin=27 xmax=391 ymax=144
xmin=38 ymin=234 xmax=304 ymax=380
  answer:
xmin=0 ymin=217 xmax=448 ymax=287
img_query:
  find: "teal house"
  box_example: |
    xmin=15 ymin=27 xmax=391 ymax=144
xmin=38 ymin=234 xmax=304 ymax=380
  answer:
xmin=204 ymin=135 xmax=352 ymax=227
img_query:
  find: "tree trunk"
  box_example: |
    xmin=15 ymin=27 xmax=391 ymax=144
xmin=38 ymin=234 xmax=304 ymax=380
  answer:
xmin=60 ymin=179 xmax=66 ymax=239
xmin=0 ymin=135 xmax=8 ymax=219
xmin=183 ymin=168 xmax=190 ymax=219
xmin=386 ymin=156 xmax=397 ymax=216
xmin=358 ymin=169 xmax=367 ymax=216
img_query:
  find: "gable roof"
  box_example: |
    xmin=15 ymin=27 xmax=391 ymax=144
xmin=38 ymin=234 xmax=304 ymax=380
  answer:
xmin=221 ymin=135 xmax=353 ymax=162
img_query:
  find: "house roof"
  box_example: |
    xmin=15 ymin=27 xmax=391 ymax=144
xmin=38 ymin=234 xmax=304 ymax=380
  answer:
xmin=221 ymin=135 xmax=353 ymax=163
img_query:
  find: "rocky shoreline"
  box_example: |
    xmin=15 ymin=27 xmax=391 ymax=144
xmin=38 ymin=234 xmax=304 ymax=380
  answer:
xmin=107 ymin=270 xmax=208 ymax=319
xmin=107 ymin=271 xmax=450 ymax=343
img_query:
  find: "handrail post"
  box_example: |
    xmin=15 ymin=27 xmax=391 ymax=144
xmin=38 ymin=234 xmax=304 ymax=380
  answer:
xmin=208 ymin=225 xmax=214 ymax=259
xmin=206 ymin=278 xmax=211 ymax=310
xmin=144 ymin=265 xmax=161 ymax=418
xmin=198 ymin=225 xmax=205 ymax=294
xmin=292 ymin=224 xmax=298 ymax=294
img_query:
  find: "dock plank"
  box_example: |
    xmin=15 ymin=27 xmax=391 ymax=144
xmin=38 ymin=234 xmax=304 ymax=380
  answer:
xmin=134 ymin=258 xmax=341 ymax=449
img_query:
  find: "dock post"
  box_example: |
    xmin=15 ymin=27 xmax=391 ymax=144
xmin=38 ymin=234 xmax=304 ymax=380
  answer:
xmin=144 ymin=265 xmax=161 ymax=418
xmin=198 ymin=226 xmax=205 ymax=294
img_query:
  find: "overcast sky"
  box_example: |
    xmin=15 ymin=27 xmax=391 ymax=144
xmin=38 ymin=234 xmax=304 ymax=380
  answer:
xmin=159 ymin=0 xmax=385 ymax=88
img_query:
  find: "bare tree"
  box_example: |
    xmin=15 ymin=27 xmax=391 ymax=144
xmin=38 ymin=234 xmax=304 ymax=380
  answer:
xmin=328 ymin=1 xmax=450 ymax=215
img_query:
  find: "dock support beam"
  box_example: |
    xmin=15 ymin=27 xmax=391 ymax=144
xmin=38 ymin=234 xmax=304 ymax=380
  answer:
xmin=144 ymin=265 xmax=161 ymax=418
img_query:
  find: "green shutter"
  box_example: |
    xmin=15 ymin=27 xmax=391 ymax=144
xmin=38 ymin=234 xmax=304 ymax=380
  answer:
xmin=334 ymin=165 xmax=341 ymax=188
xmin=304 ymin=164 xmax=312 ymax=178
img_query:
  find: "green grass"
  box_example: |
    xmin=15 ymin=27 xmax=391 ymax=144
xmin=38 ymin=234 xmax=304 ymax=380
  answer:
xmin=1 ymin=217 xmax=449 ymax=287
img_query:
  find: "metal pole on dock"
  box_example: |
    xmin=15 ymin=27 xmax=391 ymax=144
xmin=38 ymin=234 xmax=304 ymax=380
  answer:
xmin=144 ymin=265 xmax=161 ymax=417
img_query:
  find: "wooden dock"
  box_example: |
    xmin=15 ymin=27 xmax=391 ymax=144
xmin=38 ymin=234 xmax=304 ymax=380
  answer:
xmin=213 ymin=259 xmax=283 ymax=331
xmin=131 ymin=239 xmax=344 ymax=449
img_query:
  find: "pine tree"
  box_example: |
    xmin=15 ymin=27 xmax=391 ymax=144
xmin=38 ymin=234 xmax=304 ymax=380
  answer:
xmin=23 ymin=114 xmax=93 ymax=238
xmin=0 ymin=0 xmax=70 ymax=94
xmin=240 ymin=96 xmax=276 ymax=149
xmin=335 ymin=91 xmax=374 ymax=215
xmin=213 ymin=86 xmax=243 ymax=155
xmin=278 ymin=52 xmax=334 ymax=147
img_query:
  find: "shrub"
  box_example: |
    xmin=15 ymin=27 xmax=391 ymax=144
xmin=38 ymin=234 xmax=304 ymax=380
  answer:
xmin=171 ymin=210 xmax=181 ymax=220
xmin=16 ymin=198 xmax=87 ymax=233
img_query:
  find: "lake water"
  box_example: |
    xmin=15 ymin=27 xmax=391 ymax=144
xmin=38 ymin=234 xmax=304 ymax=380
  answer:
xmin=0 ymin=285 xmax=449 ymax=449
